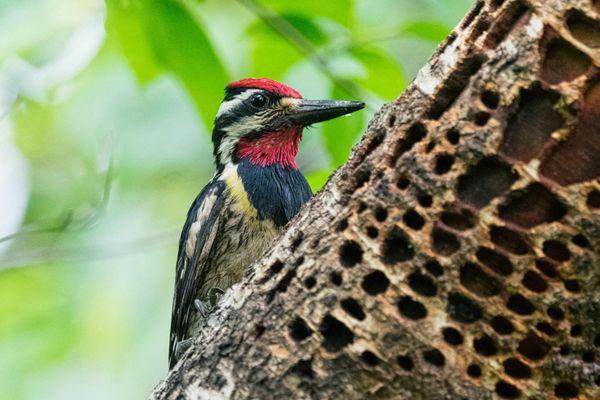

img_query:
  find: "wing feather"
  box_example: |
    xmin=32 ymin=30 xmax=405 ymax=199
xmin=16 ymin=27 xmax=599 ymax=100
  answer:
xmin=169 ymin=179 xmax=226 ymax=367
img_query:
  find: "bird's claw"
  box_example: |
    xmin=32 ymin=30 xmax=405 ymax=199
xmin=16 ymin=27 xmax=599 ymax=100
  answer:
xmin=208 ymin=287 xmax=224 ymax=307
xmin=194 ymin=299 xmax=210 ymax=318
xmin=174 ymin=337 xmax=195 ymax=360
xmin=193 ymin=287 xmax=224 ymax=318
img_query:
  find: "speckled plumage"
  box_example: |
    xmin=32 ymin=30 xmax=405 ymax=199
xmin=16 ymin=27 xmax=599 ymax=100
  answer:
xmin=169 ymin=78 xmax=363 ymax=368
xmin=169 ymin=159 xmax=311 ymax=367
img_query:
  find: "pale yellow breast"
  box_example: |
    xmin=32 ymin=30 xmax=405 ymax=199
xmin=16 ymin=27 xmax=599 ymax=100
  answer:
xmin=202 ymin=166 xmax=278 ymax=294
xmin=186 ymin=167 xmax=279 ymax=337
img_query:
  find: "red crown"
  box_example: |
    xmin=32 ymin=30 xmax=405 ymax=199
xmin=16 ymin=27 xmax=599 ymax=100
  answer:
xmin=227 ymin=78 xmax=302 ymax=99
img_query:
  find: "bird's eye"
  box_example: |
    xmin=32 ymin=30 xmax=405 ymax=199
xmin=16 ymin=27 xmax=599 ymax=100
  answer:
xmin=249 ymin=93 xmax=268 ymax=108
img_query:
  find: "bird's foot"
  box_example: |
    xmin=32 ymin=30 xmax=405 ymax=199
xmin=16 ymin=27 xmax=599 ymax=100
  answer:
xmin=193 ymin=287 xmax=225 ymax=318
xmin=174 ymin=337 xmax=195 ymax=361
xmin=208 ymin=287 xmax=224 ymax=307
xmin=194 ymin=299 xmax=211 ymax=319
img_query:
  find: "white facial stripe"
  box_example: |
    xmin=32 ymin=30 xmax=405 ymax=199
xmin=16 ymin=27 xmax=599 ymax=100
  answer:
xmin=225 ymin=114 xmax=269 ymax=136
xmin=216 ymin=89 xmax=261 ymax=118
xmin=218 ymin=114 xmax=270 ymax=162
xmin=215 ymin=91 xmax=300 ymax=167
xmin=280 ymin=97 xmax=301 ymax=108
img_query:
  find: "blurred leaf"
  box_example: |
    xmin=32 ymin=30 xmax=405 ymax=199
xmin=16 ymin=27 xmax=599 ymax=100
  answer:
xmin=281 ymin=14 xmax=327 ymax=45
xmin=0 ymin=264 xmax=77 ymax=369
xmin=106 ymin=0 xmax=230 ymax=125
xmin=401 ymin=20 xmax=451 ymax=42
xmin=13 ymin=101 xmax=55 ymax=158
xmin=247 ymin=14 xmax=326 ymax=79
xmin=249 ymin=32 xmax=299 ymax=79
xmin=321 ymin=86 xmax=365 ymax=167
xmin=13 ymin=100 xmax=103 ymax=224
xmin=305 ymin=168 xmax=332 ymax=192
xmin=143 ymin=0 xmax=230 ymax=125
xmin=105 ymin=0 xmax=162 ymax=84
xmin=350 ymin=47 xmax=404 ymax=99
xmin=263 ymin=0 xmax=353 ymax=25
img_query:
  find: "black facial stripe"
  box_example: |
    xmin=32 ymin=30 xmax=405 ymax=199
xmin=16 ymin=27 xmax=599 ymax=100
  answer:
xmin=223 ymin=87 xmax=249 ymax=101
xmin=223 ymin=87 xmax=280 ymax=104
xmin=215 ymin=90 xmax=280 ymax=129
xmin=217 ymin=102 xmax=260 ymax=123
xmin=212 ymin=88 xmax=291 ymax=172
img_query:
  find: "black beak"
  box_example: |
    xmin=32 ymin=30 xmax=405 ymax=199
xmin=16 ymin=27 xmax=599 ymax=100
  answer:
xmin=288 ymin=99 xmax=365 ymax=126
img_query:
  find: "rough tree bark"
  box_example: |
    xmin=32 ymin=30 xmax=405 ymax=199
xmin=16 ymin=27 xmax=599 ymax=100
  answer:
xmin=152 ymin=0 xmax=600 ymax=398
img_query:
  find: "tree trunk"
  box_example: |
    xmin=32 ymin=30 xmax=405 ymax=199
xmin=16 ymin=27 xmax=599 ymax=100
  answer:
xmin=152 ymin=0 xmax=600 ymax=398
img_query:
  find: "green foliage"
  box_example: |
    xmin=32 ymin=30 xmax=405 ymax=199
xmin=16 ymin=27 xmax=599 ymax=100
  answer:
xmin=0 ymin=264 xmax=78 ymax=396
xmin=321 ymin=85 xmax=365 ymax=167
xmin=106 ymin=0 xmax=230 ymax=124
xmin=305 ymin=169 xmax=333 ymax=192
xmin=247 ymin=14 xmax=324 ymax=78
xmin=401 ymin=20 xmax=452 ymax=42
xmin=105 ymin=0 xmax=163 ymax=84
xmin=264 ymin=0 xmax=354 ymax=25
xmin=350 ymin=46 xmax=405 ymax=99
xmin=143 ymin=0 xmax=229 ymax=123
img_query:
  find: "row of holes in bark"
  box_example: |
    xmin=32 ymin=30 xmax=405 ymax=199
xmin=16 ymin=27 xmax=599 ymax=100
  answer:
xmin=346 ymin=180 xmax=594 ymax=268
xmin=287 ymin=265 xmax=572 ymax=375
xmin=284 ymin=236 xmax=591 ymax=398
xmin=290 ymin=353 xmax=598 ymax=391
xmin=268 ymin=237 xmax=578 ymax=295
xmin=425 ymin=0 xmax=531 ymax=124
xmin=290 ymin=316 xmax=583 ymax=398
xmin=542 ymin=15 xmax=598 ymax=86
xmin=334 ymin=160 xmax=592 ymax=392
xmin=387 ymin=151 xmax=588 ymax=275
xmin=389 ymin=86 xmax=499 ymax=169
xmin=383 ymin=176 xmax=586 ymax=296
xmin=454 ymin=1 xmax=600 ymax=188
xmin=388 ymin=5 xmax=598 ymax=184
xmin=285 ymin=79 xmax=598 ymax=398
xmin=289 ymin=306 xmax=591 ymax=395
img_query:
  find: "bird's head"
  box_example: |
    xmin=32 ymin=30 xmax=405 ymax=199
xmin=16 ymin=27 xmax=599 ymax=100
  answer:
xmin=212 ymin=78 xmax=364 ymax=172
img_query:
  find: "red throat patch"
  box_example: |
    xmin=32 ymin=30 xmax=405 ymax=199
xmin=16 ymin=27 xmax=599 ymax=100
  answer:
xmin=236 ymin=128 xmax=302 ymax=168
xmin=227 ymin=78 xmax=303 ymax=99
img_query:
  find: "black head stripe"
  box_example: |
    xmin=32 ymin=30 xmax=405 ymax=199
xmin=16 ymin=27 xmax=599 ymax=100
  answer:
xmin=220 ymin=90 xmax=279 ymax=118
xmin=224 ymin=86 xmax=250 ymax=101
xmin=223 ymin=87 xmax=280 ymax=103
xmin=212 ymin=88 xmax=287 ymax=173
xmin=214 ymin=90 xmax=280 ymax=138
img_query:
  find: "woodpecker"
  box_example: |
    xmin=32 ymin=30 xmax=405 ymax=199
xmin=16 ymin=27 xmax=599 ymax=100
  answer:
xmin=169 ymin=78 xmax=364 ymax=367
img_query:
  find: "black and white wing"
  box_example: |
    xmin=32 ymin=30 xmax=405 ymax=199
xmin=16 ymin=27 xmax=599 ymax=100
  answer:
xmin=169 ymin=179 xmax=226 ymax=367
